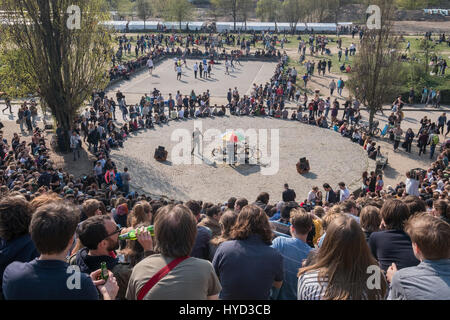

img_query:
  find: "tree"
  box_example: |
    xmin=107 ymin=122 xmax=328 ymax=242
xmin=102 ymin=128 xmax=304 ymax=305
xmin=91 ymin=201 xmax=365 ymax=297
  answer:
xmin=0 ymin=0 xmax=113 ymax=151
xmin=256 ymin=0 xmax=280 ymax=30
xmin=281 ymin=0 xmax=305 ymax=34
xmin=239 ymin=0 xmax=253 ymax=31
xmin=327 ymin=0 xmax=353 ymax=25
xmin=0 ymin=49 xmax=35 ymax=98
xmin=418 ymin=38 xmax=435 ymax=75
xmin=104 ymin=0 xmax=119 ymax=10
xmin=117 ymin=0 xmax=134 ymax=20
xmin=395 ymin=0 xmax=428 ymax=10
xmin=347 ymin=0 xmax=405 ymax=132
xmin=211 ymin=0 xmax=239 ymax=31
xmin=135 ymin=0 xmax=152 ymax=30
xmin=162 ymin=0 xmax=194 ymax=30
xmin=303 ymin=0 xmax=329 ymax=22
xmin=209 ymin=0 xmax=222 ymax=21
xmin=152 ymin=0 xmax=166 ymax=18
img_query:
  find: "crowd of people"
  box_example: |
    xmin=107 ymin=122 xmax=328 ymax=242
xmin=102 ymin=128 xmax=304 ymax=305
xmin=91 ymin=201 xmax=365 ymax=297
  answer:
xmin=109 ymin=32 xmax=282 ymax=83
xmin=1 ymin=67 xmax=450 ymax=301
xmin=1 ymin=128 xmax=449 ymax=300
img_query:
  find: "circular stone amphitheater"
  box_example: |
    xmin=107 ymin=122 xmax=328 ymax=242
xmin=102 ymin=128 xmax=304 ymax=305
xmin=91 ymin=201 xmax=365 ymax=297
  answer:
xmin=106 ymin=58 xmax=375 ymax=203
xmin=110 ymin=116 xmax=375 ymax=203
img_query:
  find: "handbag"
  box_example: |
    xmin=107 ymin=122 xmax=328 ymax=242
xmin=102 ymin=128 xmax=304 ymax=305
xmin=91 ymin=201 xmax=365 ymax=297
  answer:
xmin=137 ymin=256 xmax=189 ymax=300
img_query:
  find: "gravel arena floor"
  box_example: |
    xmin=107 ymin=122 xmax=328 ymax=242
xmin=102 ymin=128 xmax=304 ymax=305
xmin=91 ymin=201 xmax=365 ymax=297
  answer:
xmin=109 ymin=116 xmax=375 ymax=203
xmin=107 ymin=58 xmax=279 ymax=106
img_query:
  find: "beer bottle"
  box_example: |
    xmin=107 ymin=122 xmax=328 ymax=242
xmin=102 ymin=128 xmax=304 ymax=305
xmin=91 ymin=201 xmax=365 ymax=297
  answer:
xmin=100 ymin=262 xmax=109 ymax=281
xmin=118 ymin=225 xmax=154 ymax=241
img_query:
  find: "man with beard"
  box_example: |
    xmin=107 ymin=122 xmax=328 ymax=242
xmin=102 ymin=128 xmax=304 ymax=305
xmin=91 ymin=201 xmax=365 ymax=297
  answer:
xmin=69 ymin=215 xmax=133 ymax=300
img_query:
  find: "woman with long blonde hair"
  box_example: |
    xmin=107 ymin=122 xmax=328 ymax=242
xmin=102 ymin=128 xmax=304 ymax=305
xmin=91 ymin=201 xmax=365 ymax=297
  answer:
xmin=298 ymin=215 xmax=387 ymax=300
xmin=127 ymin=201 xmax=152 ymax=228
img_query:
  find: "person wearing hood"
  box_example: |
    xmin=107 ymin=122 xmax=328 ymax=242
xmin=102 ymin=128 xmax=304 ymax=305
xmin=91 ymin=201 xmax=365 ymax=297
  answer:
xmin=69 ymin=215 xmax=142 ymax=300
xmin=253 ymin=192 xmax=270 ymax=212
xmin=0 ymin=195 xmax=39 ymax=299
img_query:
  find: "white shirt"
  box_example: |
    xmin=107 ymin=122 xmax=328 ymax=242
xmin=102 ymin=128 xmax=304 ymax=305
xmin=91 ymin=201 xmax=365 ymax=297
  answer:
xmin=405 ymin=178 xmax=420 ymax=196
xmin=437 ymin=179 xmax=445 ymax=191
xmin=94 ymin=165 xmax=103 ymax=176
xmin=307 ymin=191 xmax=316 ymax=203
xmin=193 ymin=63 xmax=198 ymax=71
xmin=340 ymin=188 xmax=350 ymax=202
xmin=329 ymin=81 xmax=336 ymax=89
xmin=70 ymin=135 xmax=80 ymax=149
xmin=146 ymin=59 xmax=153 ymax=67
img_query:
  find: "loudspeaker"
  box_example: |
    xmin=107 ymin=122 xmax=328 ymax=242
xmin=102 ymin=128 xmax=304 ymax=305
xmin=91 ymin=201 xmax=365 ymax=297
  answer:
xmin=297 ymin=157 xmax=310 ymax=174
xmin=154 ymin=146 xmax=168 ymax=162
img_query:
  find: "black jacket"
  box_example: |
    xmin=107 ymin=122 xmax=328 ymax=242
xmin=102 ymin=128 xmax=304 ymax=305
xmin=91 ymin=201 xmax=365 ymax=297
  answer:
xmin=326 ymin=189 xmax=338 ymax=204
xmin=282 ymin=189 xmax=296 ymax=202
xmin=87 ymin=129 xmax=100 ymax=144
xmin=0 ymin=234 xmax=39 ymax=297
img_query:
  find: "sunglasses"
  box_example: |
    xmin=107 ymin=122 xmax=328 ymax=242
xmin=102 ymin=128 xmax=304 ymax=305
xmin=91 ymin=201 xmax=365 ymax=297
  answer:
xmin=104 ymin=225 xmax=122 ymax=239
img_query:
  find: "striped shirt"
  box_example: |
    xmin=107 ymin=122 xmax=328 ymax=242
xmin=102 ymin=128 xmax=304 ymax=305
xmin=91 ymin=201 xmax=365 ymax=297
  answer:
xmin=297 ymin=270 xmax=328 ymax=300
xmin=298 ymin=270 xmax=385 ymax=300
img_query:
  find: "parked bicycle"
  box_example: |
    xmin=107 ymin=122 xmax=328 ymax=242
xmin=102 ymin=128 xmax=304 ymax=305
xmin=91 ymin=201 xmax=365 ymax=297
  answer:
xmin=358 ymin=120 xmax=381 ymax=137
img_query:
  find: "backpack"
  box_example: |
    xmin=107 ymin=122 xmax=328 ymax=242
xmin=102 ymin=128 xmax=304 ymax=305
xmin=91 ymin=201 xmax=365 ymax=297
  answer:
xmin=432 ymin=135 xmax=439 ymax=145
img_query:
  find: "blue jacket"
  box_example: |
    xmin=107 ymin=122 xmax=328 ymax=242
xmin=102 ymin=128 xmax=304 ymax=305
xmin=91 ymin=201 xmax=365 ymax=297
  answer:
xmin=115 ymin=172 xmax=123 ymax=188
xmin=0 ymin=235 xmax=39 ymax=296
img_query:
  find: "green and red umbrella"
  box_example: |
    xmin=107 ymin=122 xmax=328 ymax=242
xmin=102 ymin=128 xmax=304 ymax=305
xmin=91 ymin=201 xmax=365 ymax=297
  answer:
xmin=221 ymin=131 xmax=245 ymax=143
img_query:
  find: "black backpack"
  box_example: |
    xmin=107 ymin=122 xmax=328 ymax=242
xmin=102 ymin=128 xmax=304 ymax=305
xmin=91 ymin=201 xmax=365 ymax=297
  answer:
xmin=306 ymin=222 xmax=316 ymax=248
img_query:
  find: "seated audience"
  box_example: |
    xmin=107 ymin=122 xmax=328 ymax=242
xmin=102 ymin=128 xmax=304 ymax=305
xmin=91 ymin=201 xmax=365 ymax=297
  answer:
xmin=2 ymin=202 xmax=118 ymax=300
xmin=387 ymin=213 xmax=450 ymax=300
xmin=126 ymin=204 xmax=221 ymax=300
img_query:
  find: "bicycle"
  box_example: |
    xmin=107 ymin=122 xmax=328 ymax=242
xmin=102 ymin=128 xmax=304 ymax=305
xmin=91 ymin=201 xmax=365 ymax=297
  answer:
xmin=359 ymin=120 xmax=381 ymax=137
xmin=211 ymin=144 xmax=262 ymax=164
